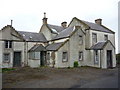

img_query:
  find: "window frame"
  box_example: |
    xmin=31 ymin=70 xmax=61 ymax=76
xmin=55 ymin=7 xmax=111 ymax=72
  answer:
xmin=92 ymin=33 xmax=97 ymax=45
xmin=104 ymin=34 xmax=108 ymax=41
xmin=5 ymin=40 xmax=12 ymax=48
xmin=3 ymin=53 xmax=10 ymax=63
xmin=79 ymin=35 xmax=83 ymax=45
xmin=29 ymin=52 xmax=40 ymax=60
xmin=94 ymin=50 xmax=99 ymax=64
xmin=79 ymin=51 xmax=83 ymax=61
xmin=62 ymin=52 xmax=68 ymax=62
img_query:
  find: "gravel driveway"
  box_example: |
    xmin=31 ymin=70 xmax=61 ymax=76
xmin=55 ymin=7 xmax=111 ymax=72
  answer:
xmin=2 ymin=66 xmax=118 ymax=88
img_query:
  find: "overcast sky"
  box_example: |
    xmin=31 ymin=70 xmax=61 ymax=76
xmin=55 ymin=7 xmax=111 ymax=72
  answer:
xmin=0 ymin=0 xmax=119 ymax=53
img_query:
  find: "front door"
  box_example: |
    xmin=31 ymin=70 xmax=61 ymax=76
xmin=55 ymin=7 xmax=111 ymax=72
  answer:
xmin=107 ymin=50 xmax=112 ymax=68
xmin=40 ymin=51 xmax=46 ymax=66
xmin=13 ymin=51 xmax=21 ymax=67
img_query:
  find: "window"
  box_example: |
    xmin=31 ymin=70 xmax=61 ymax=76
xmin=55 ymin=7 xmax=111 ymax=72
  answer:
xmin=92 ymin=33 xmax=97 ymax=45
xmin=79 ymin=52 xmax=83 ymax=61
xmin=5 ymin=41 xmax=12 ymax=48
xmin=94 ymin=50 xmax=99 ymax=64
xmin=29 ymin=52 xmax=40 ymax=60
xmin=3 ymin=53 xmax=10 ymax=62
xmin=104 ymin=35 xmax=108 ymax=41
xmin=79 ymin=35 xmax=83 ymax=45
xmin=62 ymin=52 xmax=68 ymax=62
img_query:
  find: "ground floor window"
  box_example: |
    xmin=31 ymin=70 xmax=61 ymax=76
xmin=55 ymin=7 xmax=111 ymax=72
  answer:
xmin=94 ymin=50 xmax=99 ymax=64
xmin=62 ymin=52 xmax=68 ymax=62
xmin=3 ymin=53 xmax=10 ymax=62
xmin=79 ymin=52 xmax=83 ymax=61
xmin=29 ymin=52 xmax=40 ymax=60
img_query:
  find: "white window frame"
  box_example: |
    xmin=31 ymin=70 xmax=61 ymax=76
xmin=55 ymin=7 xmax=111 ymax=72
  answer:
xmin=92 ymin=33 xmax=97 ymax=45
xmin=29 ymin=52 xmax=40 ymax=60
xmin=79 ymin=52 xmax=83 ymax=61
xmin=3 ymin=53 xmax=10 ymax=63
xmin=5 ymin=41 xmax=12 ymax=48
xmin=62 ymin=52 xmax=68 ymax=62
xmin=94 ymin=50 xmax=99 ymax=64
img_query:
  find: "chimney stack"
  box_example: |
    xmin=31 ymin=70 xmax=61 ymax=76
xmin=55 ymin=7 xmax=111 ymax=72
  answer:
xmin=95 ymin=19 xmax=102 ymax=25
xmin=11 ymin=20 xmax=13 ymax=26
xmin=61 ymin=21 xmax=67 ymax=28
xmin=42 ymin=12 xmax=48 ymax=24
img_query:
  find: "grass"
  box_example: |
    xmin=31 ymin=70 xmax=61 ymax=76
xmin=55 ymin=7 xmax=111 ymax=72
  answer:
xmin=2 ymin=68 xmax=16 ymax=73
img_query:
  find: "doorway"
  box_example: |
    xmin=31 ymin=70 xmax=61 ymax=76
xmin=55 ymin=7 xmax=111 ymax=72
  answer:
xmin=13 ymin=51 xmax=21 ymax=67
xmin=40 ymin=51 xmax=46 ymax=66
xmin=107 ymin=50 xmax=112 ymax=68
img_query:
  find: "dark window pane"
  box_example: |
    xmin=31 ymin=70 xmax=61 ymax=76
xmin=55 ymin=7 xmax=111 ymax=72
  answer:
xmin=9 ymin=41 xmax=12 ymax=48
xmin=5 ymin=41 xmax=8 ymax=48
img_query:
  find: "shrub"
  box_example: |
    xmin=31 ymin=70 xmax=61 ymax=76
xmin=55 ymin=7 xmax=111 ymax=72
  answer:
xmin=74 ymin=61 xmax=79 ymax=67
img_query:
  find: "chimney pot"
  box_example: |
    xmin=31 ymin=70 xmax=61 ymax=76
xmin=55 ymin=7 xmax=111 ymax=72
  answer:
xmin=42 ymin=12 xmax=48 ymax=24
xmin=95 ymin=19 xmax=102 ymax=25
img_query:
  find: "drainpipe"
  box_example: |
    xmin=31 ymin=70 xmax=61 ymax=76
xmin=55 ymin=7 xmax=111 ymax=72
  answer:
xmin=68 ymin=40 xmax=70 ymax=67
xmin=100 ymin=50 xmax=102 ymax=68
xmin=26 ymin=42 xmax=28 ymax=66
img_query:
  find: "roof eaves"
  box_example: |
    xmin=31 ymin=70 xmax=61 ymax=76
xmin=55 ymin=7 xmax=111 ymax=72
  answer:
xmin=90 ymin=29 xmax=114 ymax=34
xmin=101 ymin=25 xmax=115 ymax=34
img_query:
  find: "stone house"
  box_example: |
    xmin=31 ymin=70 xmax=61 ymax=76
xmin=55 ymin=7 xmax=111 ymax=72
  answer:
xmin=0 ymin=13 xmax=116 ymax=69
xmin=39 ymin=14 xmax=116 ymax=69
xmin=0 ymin=25 xmax=47 ymax=68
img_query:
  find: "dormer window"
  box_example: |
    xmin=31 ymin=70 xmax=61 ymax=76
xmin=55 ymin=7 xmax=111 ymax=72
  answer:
xmin=5 ymin=41 xmax=12 ymax=48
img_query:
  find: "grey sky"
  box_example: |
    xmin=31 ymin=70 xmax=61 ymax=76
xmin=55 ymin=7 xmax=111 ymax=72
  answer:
xmin=0 ymin=0 xmax=119 ymax=53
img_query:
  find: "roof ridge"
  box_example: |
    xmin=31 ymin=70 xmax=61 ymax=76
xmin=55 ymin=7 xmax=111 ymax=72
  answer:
xmin=47 ymin=24 xmax=62 ymax=27
xmin=18 ymin=31 xmax=39 ymax=34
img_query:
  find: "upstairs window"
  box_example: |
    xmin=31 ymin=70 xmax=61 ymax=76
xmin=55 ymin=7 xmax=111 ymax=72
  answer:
xmin=79 ymin=35 xmax=83 ymax=45
xmin=92 ymin=33 xmax=97 ymax=45
xmin=104 ymin=35 xmax=108 ymax=41
xmin=62 ymin=52 xmax=68 ymax=62
xmin=5 ymin=41 xmax=12 ymax=48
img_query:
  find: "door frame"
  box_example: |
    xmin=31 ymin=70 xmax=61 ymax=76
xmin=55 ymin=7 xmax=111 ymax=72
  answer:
xmin=13 ymin=51 xmax=22 ymax=67
xmin=106 ymin=50 xmax=113 ymax=68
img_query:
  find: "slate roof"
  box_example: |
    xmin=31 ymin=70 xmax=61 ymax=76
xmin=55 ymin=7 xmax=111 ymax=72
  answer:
xmin=72 ymin=17 xmax=114 ymax=34
xmin=46 ymin=42 xmax=64 ymax=51
xmin=28 ymin=44 xmax=46 ymax=52
xmin=90 ymin=41 xmax=107 ymax=50
xmin=18 ymin=31 xmax=47 ymax=42
xmin=81 ymin=20 xmax=114 ymax=33
xmin=47 ymin=24 xmax=65 ymax=33
xmin=52 ymin=26 xmax=75 ymax=40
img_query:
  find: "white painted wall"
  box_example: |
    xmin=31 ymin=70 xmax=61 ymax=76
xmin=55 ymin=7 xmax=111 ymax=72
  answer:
xmin=13 ymin=42 xmax=25 ymax=67
xmin=40 ymin=25 xmax=52 ymax=41
xmin=0 ymin=41 xmax=3 ymax=68
xmin=89 ymin=30 xmax=115 ymax=47
xmin=29 ymin=59 xmax=40 ymax=68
